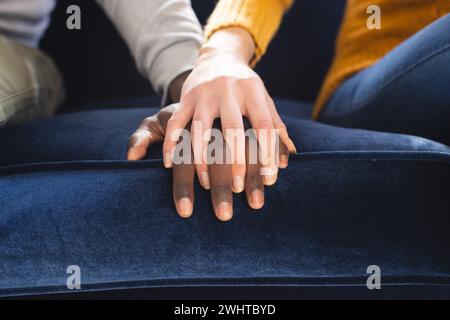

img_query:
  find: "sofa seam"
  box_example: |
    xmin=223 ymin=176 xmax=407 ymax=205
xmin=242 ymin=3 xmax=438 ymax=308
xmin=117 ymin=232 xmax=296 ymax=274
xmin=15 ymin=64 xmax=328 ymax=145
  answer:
xmin=2 ymin=274 xmax=450 ymax=298
xmin=0 ymin=151 xmax=449 ymax=177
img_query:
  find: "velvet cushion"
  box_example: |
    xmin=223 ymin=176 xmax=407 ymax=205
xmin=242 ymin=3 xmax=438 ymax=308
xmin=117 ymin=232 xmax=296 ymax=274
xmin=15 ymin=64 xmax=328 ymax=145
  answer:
xmin=0 ymin=99 xmax=449 ymax=298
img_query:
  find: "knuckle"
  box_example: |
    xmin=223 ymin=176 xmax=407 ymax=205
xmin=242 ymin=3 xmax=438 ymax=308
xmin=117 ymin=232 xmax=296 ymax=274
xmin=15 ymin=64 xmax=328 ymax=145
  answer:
xmin=129 ymin=133 xmax=140 ymax=142
xmin=130 ymin=131 xmax=147 ymax=142
xmin=175 ymin=182 xmax=193 ymax=191
xmin=275 ymin=122 xmax=287 ymax=132
xmin=162 ymin=140 xmax=173 ymax=152
xmin=245 ymin=76 xmax=263 ymax=92
xmin=181 ymin=88 xmax=196 ymax=101
xmin=166 ymin=116 xmax=178 ymax=127
xmin=192 ymin=114 xmax=202 ymax=122
xmin=257 ymin=119 xmax=272 ymax=130
xmin=192 ymin=113 xmax=209 ymax=124
xmin=212 ymin=184 xmax=231 ymax=194
xmin=224 ymin=121 xmax=243 ymax=130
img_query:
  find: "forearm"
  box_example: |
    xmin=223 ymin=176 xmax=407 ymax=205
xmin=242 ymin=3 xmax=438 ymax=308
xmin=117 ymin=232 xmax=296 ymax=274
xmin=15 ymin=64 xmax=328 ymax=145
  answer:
xmin=96 ymin=0 xmax=203 ymax=96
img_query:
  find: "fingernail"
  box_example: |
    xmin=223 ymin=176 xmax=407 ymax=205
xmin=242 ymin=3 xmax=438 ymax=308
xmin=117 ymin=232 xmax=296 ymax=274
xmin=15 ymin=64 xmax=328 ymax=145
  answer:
xmin=263 ymin=174 xmax=278 ymax=186
xmin=164 ymin=152 xmax=172 ymax=168
xmin=178 ymin=197 xmax=193 ymax=218
xmin=290 ymin=139 xmax=298 ymax=154
xmin=251 ymin=190 xmax=264 ymax=209
xmin=200 ymin=172 xmax=210 ymax=189
xmin=218 ymin=202 xmax=233 ymax=221
xmin=280 ymin=155 xmax=289 ymax=168
xmin=233 ymin=176 xmax=244 ymax=193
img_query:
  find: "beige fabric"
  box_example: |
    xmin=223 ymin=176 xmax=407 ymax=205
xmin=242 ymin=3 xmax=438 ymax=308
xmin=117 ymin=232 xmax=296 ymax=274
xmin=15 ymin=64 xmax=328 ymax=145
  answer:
xmin=0 ymin=35 xmax=64 ymax=127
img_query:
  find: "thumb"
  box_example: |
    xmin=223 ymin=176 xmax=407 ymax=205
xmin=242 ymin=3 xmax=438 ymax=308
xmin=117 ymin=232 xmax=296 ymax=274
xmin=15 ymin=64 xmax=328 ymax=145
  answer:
xmin=127 ymin=117 xmax=164 ymax=161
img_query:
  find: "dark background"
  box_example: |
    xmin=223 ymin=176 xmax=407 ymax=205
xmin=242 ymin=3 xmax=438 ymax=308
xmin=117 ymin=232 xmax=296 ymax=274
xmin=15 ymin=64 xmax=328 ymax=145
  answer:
xmin=40 ymin=0 xmax=345 ymax=111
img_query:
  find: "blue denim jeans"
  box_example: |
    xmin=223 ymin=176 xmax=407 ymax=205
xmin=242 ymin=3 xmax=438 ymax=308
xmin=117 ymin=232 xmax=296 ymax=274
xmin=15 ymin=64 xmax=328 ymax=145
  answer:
xmin=319 ymin=14 xmax=450 ymax=146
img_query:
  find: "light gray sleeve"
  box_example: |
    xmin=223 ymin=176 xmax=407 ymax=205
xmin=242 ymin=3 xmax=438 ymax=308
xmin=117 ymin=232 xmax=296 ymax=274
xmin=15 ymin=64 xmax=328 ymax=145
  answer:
xmin=96 ymin=0 xmax=203 ymax=99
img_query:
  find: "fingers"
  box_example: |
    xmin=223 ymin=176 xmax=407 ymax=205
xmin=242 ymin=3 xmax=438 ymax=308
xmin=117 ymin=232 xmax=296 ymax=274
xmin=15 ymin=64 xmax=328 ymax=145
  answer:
xmin=266 ymin=95 xmax=297 ymax=154
xmin=246 ymin=95 xmax=278 ymax=186
xmin=162 ymin=94 xmax=294 ymax=220
xmin=163 ymin=98 xmax=195 ymax=168
xmin=172 ymin=162 xmax=195 ymax=218
xmin=127 ymin=116 xmax=164 ymax=161
xmin=220 ymin=96 xmax=246 ymax=194
xmin=209 ymin=139 xmax=233 ymax=221
xmin=279 ymin=142 xmax=289 ymax=169
xmin=210 ymin=164 xmax=233 ymax=221
xmin=245 ymin=138 xmax=265 ymax=209
xmin=127 ymin=130 xmax=153 ymax=161
xmin=191 ymin=109 xmax=214 ymax=190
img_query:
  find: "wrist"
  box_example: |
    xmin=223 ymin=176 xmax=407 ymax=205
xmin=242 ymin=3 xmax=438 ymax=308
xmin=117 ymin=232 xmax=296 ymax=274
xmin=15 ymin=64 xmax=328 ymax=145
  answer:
xmin=200 ymin=27 xmax=255 ymax=65
xmin=168 ymin=71 xmax=191 ymax=104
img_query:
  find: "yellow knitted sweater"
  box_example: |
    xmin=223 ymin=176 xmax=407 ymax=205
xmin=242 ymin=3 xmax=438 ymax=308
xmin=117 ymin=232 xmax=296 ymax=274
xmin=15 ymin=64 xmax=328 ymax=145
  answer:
xmin=205 ymin=0 xmax=450 ymax=119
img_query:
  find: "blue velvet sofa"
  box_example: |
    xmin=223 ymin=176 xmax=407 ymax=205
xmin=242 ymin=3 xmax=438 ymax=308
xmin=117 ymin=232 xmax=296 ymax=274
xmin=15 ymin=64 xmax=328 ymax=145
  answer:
xmin=0 ymin=1 xmax=449 ymax=299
